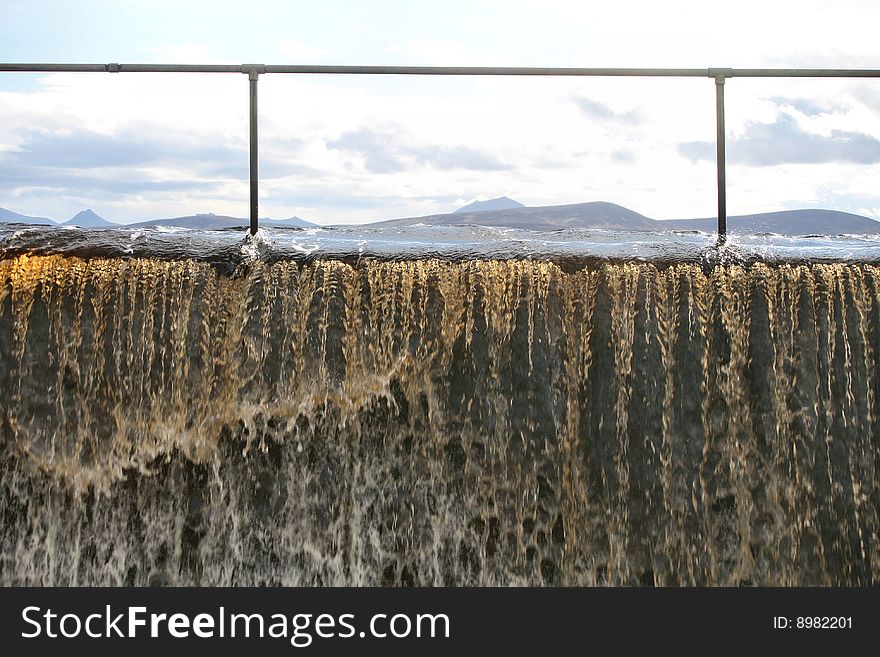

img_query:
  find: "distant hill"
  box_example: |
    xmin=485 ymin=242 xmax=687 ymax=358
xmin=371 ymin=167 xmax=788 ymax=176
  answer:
xmin=128 ymin=213 xmax=315 ymax=229
xmin=662 ymin=209 xmax=880 ymax=235
xmin=1 ymin=205 xmax=316 ymax=229
xmin=454 ymin=196 xmax=525 ymax=214
xmin=0 ymin=207 xmax=54 ymax=225
xmin=62 ymin=209 xmax=117 ymax=227
xmin=263 ymin=216 xmax=316 ymax=228
xmin=377 ymin=201 xmax=658 ymax=231
xmin=129 ymin=213 xmax=251 ymax=229
xmin=373 ymin=203 xmax=880 ymax=235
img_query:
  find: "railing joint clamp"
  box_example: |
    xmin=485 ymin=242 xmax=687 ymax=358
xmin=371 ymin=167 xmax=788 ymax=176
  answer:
xmin=242 ymin=64 xmax=267 ymax=81
xmin=708 ymin=67 xmax=733 ymax=83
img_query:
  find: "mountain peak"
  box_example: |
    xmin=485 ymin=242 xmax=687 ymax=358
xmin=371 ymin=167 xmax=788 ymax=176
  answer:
xmin=64 ymin=209 xmax=116 ymax=227
xmin=453 ymin=196 xmax=525 ymax=214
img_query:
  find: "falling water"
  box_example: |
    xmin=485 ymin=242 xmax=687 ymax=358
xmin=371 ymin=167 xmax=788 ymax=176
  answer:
xmin=0 ymin=253 xmax=877 ymax=585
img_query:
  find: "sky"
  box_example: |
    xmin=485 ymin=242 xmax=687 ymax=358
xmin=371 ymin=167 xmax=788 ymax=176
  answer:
xmin=1 ymin=0 xmax=879 ymax=225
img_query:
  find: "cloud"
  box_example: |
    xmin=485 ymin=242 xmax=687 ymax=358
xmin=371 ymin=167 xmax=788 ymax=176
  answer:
xmin=805 ymin=189 xmax=880 ymax=220
xmin=417 ymin=144 xmax=509 ymax=171
xmin=3 ymin=126 xmax=247 ymax=172
xmin=610 ymin=148 xmax=635 ymax=163
xmin=852 ymin=86 xmax=880 ymax=115
xmin=573 ymin=97 xmax=640 ymax=124
xmin=677 ymin=141 xmax=716 ymax=162
xmin=0 ymin=124 xmax=317 ymax=197
xmin=327 ymin=127 xmax=509 ymax=172
xmin=328 ymin=129 xmax=406 ymax=173
xmin=769 ymin=97 xmax=849 ymax=117
xmin=0 ymin=129 xmax=246 ymax=204
xmin=678 ymin=113 xmax=880 ymax=166
xmin=13 ymin=132 xmax=161 ymax=169
xmin=266 ymin=190 xmax=462 ymax=211
xmin=0 ymin=167 xmax=225 ymax=196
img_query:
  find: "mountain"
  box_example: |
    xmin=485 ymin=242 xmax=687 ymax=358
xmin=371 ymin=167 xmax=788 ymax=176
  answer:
xmin=376 ymin=201 xmax=657 ymax=230
xmin=129 ymin=213 xmax=249 ymax=229
xmin=372 ymin=203 xmax=880 ymax=235
xmin=262 ymin=216 xmax=315 ymax=228
xmin=129 ymin=213 xmax=315 ymax=229
xmin=453 ymin=196 xmax=525 ymax=214
xmin=62 ymin=209 xmax=117 ymax=227
xmin=0 ymin=207 xmax=54 ymax=225
xmin=662 ymin=209 xmax=880 ymax=235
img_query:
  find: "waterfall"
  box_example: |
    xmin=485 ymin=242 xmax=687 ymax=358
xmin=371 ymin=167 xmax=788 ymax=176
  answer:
xmin=1 ymin=254 xmax=877 ymax=585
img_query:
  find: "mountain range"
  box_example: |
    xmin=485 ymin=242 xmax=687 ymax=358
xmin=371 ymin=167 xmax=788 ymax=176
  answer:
xmin=129 ymin=213 xmax=315 ymax=229
xmin=2 ymin=198 xmax=879 ymax=235
xmin=0 ymin=208 xmax=315 ymax=229
xmin=375 ymin=198 xmax=880 ymax=235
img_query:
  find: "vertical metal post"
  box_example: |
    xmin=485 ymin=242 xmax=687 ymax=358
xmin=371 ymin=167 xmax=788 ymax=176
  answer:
xmin=714 ymin=73 xmax=727 ymax=242
xmin=248 ymin=69 xmax=259 ymax=235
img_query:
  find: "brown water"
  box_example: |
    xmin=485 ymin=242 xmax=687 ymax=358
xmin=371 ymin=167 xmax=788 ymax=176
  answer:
xmin=1 ymin=254 xmax=878 ymax=585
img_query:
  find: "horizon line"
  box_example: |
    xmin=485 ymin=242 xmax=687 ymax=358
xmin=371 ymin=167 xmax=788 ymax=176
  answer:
xmin=3 ymin=199 xmax=880 ymax=227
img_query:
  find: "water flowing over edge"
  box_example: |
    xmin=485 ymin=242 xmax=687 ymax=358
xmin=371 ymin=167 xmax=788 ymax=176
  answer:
xmin=1 ymin=253 xmax=878 ymax=586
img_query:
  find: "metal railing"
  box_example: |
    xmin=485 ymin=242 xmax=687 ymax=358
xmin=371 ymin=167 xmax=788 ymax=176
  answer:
xmin=2 ymin=63 xmax=879 ymax=240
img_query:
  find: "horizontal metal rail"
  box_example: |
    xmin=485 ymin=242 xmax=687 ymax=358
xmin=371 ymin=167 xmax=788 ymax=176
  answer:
xmin=2 ymin=63 xmax=879 ymax=238
xmin=3 ymin=64 xmax=880 ymax=77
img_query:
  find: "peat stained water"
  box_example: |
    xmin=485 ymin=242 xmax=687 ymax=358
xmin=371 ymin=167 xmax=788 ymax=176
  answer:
xmin=0 ymin=226 xmax=878 ymax=585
